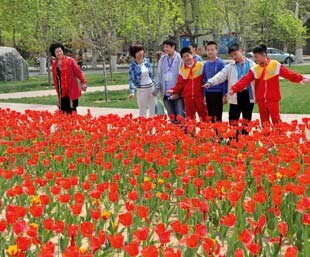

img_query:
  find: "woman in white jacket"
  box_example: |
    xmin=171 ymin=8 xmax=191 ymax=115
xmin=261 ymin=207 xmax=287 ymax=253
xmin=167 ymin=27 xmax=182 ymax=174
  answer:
xmin=203 ymin=44 xmax=255 ymax=126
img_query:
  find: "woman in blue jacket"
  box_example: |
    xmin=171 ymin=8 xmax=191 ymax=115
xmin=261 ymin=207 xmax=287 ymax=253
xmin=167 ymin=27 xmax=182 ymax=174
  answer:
xmin=128 ymin=45 xmax=155 ymax=117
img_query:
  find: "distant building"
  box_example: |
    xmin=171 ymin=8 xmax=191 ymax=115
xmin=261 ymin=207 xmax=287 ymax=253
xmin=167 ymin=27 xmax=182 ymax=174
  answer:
xmin=179 ymin=32 xmax=239 ymax=55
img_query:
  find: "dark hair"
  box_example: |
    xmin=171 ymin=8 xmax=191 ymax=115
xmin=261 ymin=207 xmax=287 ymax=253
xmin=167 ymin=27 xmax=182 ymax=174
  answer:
xmin=190 ymin=43 xmax=198 ymax=49
xmin=228 ymin=43 xmax=241 ymax=54
xmin=253 ymin=44 xmax=267 ymax=54
xmin=49 ymin=42 xmax=65 ymax=57
xmin=129 ymin=45 xmax=144 ymax=58
xmin=180 ymin=47 xmax=192 ymax=57
xmin=206 ymin=41 xmax=218 ymax=49
xmin=163 ymin=38 xmax=176 ymax=48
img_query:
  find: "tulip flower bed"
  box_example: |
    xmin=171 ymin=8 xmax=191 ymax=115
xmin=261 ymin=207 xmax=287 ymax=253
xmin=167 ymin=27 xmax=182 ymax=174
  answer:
xmin=0 ymin=108 xmax=309 ymax=257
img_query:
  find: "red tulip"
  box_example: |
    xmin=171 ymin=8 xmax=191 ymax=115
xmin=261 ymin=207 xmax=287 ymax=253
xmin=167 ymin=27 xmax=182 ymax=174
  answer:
xmin=184 ymin=234 xmax=200 ymax=248
xmin=90 ymin=208 xmax=101 ymax=220
xmin=62 ymin=245 xmax=80 ymax=257
xmin=67 ymin=224 xmax=79 ymax=238
xmin=0 ymin=220 xmax=6 ymax=232
xmin=74 ymin=192 xmax=85 ymax=203
xmin=90 ymin=236 xmax=102 ymax=252
xmin=242 ymin=199 xmax=256 ymax=213
xmin=302 ymin=213 xmax=310 ymax=225
xmin=128 ymin=191 xmax=139 ymax=201
xmin=123 ymin=241 xmax=140 ymax=257
xmin=202 ymin=238 xmax=215 ymax=255
xmin=43 ymin=218 xmax=55 ymax=231
xmin=141 ymin=245 xmax=158 ymax=257
xmin=108 ymin=233 xmax=124 ymax=249
xmin=133 ymin=227 xmax=149 ymax=241
xmin=194 ymin=223 xmax=207 ymax=237
xmin=284 ymin=246 xmax=298 ymax=257
xmin=108 ymin=191 xmax=119 ymax=202
xmin=278 ymin=221 xmax=288 ymax=237
xmin=234 ymin=248 xmax=244 ymax=257
xmin=97 ymin=230 xmax=106 ymax=244
xmin=136 ymin=205 xmax=149 ymax=219
xmin=69 ymin=203 xmax=82 ymax=216
xmin=220 ymin=213 xmax=236 ymax=227
xmin=13 ymin=220 xmax=28 ymax=235
xmin=54 ymin=220 xmax=64 ymax=234
xmin=16 ymin=236 xmax=32 ymax=251
xmin=119 ymin=211 xmax=133 ymax=227
xmin=239 ymin=229 xmax=252 ymax=245
xmin=162 ymin=248 xmax=182 ymax=257
xmin=246 ymin=242 xmax=260 ymax=255
xmin=80 ymin=221 xmax=94 ymax=238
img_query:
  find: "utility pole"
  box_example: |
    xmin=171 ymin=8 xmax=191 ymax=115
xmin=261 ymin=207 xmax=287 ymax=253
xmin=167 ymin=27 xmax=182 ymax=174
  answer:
xmin=295 ymin=1 xmax=303 ymax=63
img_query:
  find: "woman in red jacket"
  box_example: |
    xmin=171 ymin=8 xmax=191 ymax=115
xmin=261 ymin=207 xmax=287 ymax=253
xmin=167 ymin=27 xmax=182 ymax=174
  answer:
xmin=50 ymin=42 xmax=87 ymax=114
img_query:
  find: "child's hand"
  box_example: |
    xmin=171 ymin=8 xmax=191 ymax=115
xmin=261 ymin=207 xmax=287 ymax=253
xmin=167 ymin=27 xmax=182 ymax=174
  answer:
xmin=169 ymin=94 xmax=179 ymax=100
xmin=166 ymin=90 xmax=174 ymax=94
xmin=128 ymin=93 xmax=135 ymax=99
xmin=302 ymin=76 xmax=310 ymax=84
xmin=202 ymin=82 xmax=211 ymax=88
xmin=222 ymin=95 xmax=228 ymax=105
xmin=228 ymin=89 xmax=234 ymax=96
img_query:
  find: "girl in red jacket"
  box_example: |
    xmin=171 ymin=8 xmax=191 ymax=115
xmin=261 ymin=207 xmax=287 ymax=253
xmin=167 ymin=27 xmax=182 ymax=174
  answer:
xmin=166 ymin=47 xmax=208 ymax=121
xmin=50 ymin=42 xmax=87 ymax=114
xmin=230 ymin=44 xmax=308 ymax=125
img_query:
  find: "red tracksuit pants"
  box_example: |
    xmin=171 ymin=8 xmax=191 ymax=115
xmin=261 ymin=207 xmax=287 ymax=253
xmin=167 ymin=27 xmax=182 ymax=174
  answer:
xmin=184 ymin=97 xmax=208 ymax=121
xmin=257 ymin=101 xmax=281 ymax=125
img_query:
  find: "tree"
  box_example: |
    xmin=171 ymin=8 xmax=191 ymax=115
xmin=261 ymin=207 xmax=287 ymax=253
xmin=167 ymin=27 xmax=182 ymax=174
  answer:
xmin=30 ymin=0 xmax=74 ymax=77
xmin=273 ymin=10 xmax=307 ymax=63
xmin=0 ymin=0 xmax=33 ymax=48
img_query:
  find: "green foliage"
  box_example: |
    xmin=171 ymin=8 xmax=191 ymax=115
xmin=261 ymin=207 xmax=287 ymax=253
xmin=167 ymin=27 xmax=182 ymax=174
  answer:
xmin=0 ymin=0 xmax=308 ymax=55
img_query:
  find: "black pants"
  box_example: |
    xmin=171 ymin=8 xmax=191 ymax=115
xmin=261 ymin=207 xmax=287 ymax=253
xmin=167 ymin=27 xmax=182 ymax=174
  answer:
xmin=205 ymin=92 xmax=223 ymax=122
xmin=229 ymin=90 xmax=254 ymax=123
xmin=60 ymin=97 xmax=78 ymax=114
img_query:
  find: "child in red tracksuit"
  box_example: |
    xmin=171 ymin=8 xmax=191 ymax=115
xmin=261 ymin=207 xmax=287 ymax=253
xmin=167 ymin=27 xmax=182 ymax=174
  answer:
xmin=230 ymin=44 xmax=308 ymax=125
xmin=166 ymin=47 xmax=208 ymax=121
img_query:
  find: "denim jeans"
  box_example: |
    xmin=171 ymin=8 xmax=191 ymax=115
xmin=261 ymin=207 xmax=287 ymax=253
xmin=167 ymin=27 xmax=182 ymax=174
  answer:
xmin=163 ymin=96 xmax=185 ymax=122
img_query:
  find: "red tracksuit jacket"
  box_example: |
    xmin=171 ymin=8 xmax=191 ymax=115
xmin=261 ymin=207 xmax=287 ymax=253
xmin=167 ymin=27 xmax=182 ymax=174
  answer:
xmin=231 ymin=59 xmax=303 ymax=103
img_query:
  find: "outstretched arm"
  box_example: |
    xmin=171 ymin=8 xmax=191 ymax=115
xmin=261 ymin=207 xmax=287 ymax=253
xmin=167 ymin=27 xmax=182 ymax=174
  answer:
xmin=231 ymin=70 xmax=255 ymax=93
xmin=279 ymin=65 xmax=303 ymax=83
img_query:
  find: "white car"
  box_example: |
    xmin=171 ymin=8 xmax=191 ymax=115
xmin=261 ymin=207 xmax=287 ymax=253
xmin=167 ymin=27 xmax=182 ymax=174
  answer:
xmin=246 ymin=48 xmax=295 ymax=64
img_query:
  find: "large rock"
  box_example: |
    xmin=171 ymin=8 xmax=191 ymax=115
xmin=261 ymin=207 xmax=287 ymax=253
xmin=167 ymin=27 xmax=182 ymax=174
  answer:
xmin=0 ymin=47 xmax=29 ymax=81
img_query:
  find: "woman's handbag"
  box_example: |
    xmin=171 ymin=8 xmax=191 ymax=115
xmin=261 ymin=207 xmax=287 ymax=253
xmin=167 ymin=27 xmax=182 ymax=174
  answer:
xmin=155 ymin=97 xmax=166 ymax=115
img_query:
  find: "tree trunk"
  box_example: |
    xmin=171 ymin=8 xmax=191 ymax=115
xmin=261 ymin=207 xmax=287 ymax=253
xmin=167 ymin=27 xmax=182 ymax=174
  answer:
xmin=110 ymin=54 xmax=117 ymax=73
xmin=91 ymin=46 xmax=98 ymax=69
xmin=39 ymin=57 xmax=47 ymax=74
xmin=13 ymin=29 xmax=17 ymax=49
xmin=47 ymin=55 xmax=52 ymax=88
xmin=295 ymin=47 xmax=303 ymax=64
xmin=102 ymin=53 xmax=108 ymax=102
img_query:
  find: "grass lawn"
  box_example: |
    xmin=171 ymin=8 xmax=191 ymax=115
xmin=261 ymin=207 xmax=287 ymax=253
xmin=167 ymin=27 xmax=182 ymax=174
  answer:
xmin=1 ymin=80 xmax=309 ymax=113
xmin=0 ymin=72 xmax=128 ymax=93
xmin=283 ymin=65 xmax=310 ymax=74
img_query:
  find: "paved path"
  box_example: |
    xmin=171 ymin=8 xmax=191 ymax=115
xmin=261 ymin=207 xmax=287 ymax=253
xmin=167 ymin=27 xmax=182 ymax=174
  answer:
xmin=0 ymin=85 xmax=128 ymax=99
